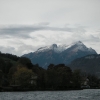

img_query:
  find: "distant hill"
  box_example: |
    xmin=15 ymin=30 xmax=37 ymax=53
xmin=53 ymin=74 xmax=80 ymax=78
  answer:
xmin=69 ymin=54 xmax=100 ymax=76
xmin=23 ymin=41 xmax=97 ymax=69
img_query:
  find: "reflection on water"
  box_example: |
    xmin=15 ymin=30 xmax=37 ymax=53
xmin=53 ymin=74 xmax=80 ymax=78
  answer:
xmin=0 ymin=89 xmax=100 ymax=100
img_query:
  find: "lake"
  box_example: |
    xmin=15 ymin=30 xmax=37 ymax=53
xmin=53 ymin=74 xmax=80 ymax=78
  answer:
xmin=0 ymin=89 xmax=100 ymax=100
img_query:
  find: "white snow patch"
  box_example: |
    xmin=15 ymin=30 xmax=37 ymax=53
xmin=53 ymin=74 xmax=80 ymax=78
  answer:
xmin=35 ymin=41 xmax=95 ymax=53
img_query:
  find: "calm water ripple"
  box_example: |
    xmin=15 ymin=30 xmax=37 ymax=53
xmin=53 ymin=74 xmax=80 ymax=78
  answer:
xmin=0 ymin=89 xmax=100 ymax=100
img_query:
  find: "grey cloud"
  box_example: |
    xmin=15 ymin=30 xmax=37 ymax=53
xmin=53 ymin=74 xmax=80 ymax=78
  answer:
xmin=0 ymin=24 xmax=86 ymax=39
xmin=0 ymin=25 xmax=40 ymax=39
xmin=85 ymin=36 xmax=100 ymax=44
xmin=0 ymin=44 xmax=39 ymax=56
xmin=0 ymin=46 xmax=16 ymax=55
xmin=15 ymin=44 xmax=41 ymax=56
xmin=72 ymin=31 xmax=100 ymax=46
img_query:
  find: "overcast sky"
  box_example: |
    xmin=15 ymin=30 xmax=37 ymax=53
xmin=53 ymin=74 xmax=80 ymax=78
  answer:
xmin=0 ymin=0 xmax=100 ymax=56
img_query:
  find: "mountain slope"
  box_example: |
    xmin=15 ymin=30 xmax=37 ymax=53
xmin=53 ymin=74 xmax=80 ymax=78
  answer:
xmin=23 ymin=41 xmax=97 ymax=69
xmin=69 ymin=54 xmax=100 ymax=76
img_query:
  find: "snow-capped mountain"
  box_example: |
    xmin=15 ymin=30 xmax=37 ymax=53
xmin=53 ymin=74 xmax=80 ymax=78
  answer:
xmin=23 ymin=41 xmax=97 ymax=69
xmin=36 ymin=41 xmax=96 ymax=53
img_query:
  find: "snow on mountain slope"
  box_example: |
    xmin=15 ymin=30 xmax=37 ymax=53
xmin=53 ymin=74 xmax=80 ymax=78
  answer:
xmin=23 ymin=41 xmax=97 ymax=69
xmin=36 ymin=41 xmax=95 ymax=53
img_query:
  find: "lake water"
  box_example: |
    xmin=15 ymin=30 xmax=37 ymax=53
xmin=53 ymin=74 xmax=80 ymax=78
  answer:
xmin=0 ymin=89 xmax=100 ymax=100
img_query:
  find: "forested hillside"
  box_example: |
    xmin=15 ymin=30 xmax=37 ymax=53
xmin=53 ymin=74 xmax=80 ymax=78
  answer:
xmin=0 ymin=52 xmax=100 ymax=91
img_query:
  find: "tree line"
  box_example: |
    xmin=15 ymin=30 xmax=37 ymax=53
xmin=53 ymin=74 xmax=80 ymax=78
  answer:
xmin=0 ymin=52 xmax=100 ymax=91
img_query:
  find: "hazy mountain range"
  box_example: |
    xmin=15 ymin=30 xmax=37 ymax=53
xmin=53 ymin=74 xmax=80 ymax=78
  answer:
xmin=69 ymin=54 xmax=100 ymax=76
xmin=23 ymin=41 xmax=97 ymax=69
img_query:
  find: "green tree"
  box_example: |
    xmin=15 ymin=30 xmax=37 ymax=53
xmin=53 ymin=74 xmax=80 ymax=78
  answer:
xmin=47 ymin=64 xmax=72 ymax=90
xmin=13 ymin=67 xmax=36 ymax=89
xmin=18 ymin=57 xmax=33 ymax=69
xmin=72 ymin=69 xmax=82 ymax=88
xmin=0 ymin=70 xmax=3 ymax=87
xmin=88 ymin=74 xmax=100 ymax=88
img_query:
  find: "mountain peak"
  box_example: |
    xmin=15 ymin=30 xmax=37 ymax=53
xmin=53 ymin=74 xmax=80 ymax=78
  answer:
xmin=23 ymin=41 xmax=97 ymax=69
xmin=77 ymin=41 xmax=82 ymax=43
xmin=35 ymin=41 xmax=97 ymax=54
xmin=50 ymin=44 xmax=57 ymax=49
xmin=74 ymin=41 xmax=83 ymax=45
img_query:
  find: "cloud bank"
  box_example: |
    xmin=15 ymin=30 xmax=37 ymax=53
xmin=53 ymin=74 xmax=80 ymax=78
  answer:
xmin=0 ymin=24 xmax=100 ymax=56
xmin=0 ymin=0 xmax=100 ymax=56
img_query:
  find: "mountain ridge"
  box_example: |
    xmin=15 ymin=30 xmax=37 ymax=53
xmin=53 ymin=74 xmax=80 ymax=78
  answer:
xmin=35 ymin=41 xmax=95 ymax=53
xmin=23 ymin=41 xmax=97 ymax=69
xmin=69 ymin=54 xmax=100 ymax=75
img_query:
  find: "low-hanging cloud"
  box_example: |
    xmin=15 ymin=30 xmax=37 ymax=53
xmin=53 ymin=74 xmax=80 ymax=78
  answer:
xmin=0 ymin=24 xmax=86 ymax=39
xmin=0 ymin=23 xmax=100 ymax=56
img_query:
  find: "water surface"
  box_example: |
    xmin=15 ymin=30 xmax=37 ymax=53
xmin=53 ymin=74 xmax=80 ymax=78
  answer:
xmin=0 ymin=89 xmax=100 ymax=100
